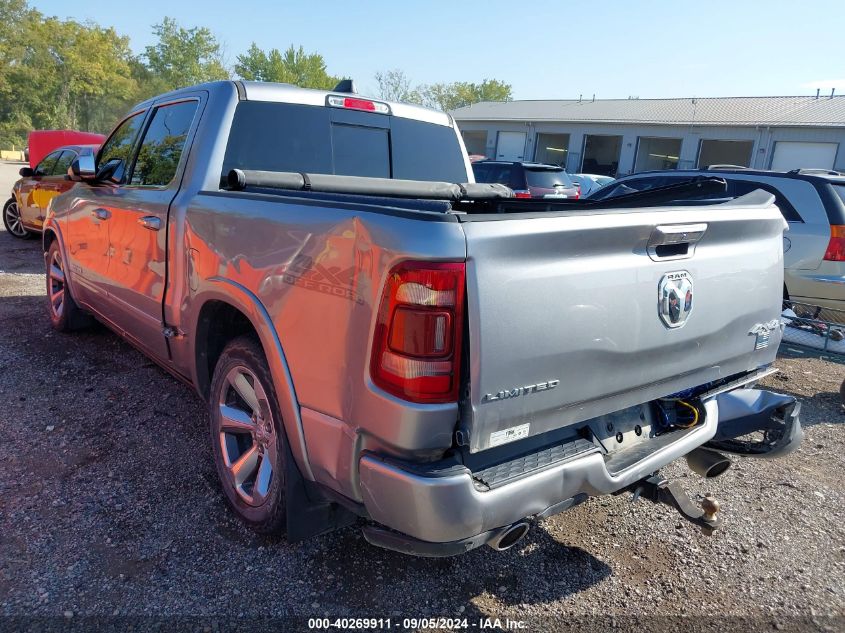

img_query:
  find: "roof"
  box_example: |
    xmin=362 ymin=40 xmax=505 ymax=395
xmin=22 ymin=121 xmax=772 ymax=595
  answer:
xmin=450 ymin=95 xmax=845 ymax=128
xmin=616 ymin=167 xmax=845 ymax=184
xmin=132 ymin=80 xmax=452 ymax=128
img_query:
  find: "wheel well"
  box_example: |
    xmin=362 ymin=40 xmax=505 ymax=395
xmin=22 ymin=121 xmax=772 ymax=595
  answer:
xmin=195 ymin=301 xmax=260 ymax=398
xmin=43 ymin=229 xmax=56 ymax=252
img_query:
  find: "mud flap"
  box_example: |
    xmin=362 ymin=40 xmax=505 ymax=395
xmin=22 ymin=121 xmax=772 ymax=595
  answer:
xmin=284 ymin=439 xmax=358 ymax=542
xmin=705 ymin=389 xmax=802 ymax=458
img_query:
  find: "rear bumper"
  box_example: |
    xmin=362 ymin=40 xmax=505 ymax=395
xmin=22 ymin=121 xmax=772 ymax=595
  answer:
xmin=358 ymin=399 xmax=720 ymax=544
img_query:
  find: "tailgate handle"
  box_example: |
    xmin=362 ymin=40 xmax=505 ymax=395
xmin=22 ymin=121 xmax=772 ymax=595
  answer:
xmin=648 ymin=223 xmax=707 ymax=261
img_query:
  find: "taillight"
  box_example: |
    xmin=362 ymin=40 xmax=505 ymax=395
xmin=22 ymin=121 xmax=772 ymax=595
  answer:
xmin=513 ymin=190 xmax=532 ymax=199
xmin=371 ymin=261 xmax=465 ymax=403
xmin=824 ymin=225 xmax=845 ymax=261
xmin=327 ymin=95 xmax=390 ymax=114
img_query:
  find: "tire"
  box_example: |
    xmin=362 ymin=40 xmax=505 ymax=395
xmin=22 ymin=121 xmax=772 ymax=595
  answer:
xmin=3 ymin=198 xmax=32 ymax=239
xmin=45 ymin=240 xmax=92 ymax=331
xmin=209 ymin=335 xmax=287 ymax=535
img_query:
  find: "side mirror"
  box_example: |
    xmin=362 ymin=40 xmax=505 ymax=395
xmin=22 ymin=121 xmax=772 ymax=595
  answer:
xmin=19 ymin=167 xmax=33 ymax=177
xmin=69 ymin=154 xmax=97 ymax=181
xmin=95 ymin=158 xmax=124 ymax=184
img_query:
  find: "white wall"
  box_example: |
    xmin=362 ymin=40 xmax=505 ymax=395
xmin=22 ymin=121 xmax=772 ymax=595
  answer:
xmin=454 ymin=119 xmax=845 ymax=174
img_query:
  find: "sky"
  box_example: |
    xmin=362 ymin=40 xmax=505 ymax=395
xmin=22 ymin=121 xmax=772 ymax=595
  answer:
xmin=31 ymin=0 xmax=845 ymax=101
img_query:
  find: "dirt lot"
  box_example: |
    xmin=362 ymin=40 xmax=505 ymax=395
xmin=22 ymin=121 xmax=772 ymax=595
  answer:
xmin=0 ymin=161 xmax=843 ymax=631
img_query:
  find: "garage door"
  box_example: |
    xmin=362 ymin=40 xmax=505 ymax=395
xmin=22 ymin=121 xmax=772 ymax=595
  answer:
xmin=496 ymin=131 xmax=526 ymax=161
xmin=771 ymin=141 xmax=838 ymax=171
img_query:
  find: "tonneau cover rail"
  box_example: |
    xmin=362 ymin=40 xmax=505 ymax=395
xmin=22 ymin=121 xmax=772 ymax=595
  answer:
xmin=226 ymin=168 xmax=514 ymax=201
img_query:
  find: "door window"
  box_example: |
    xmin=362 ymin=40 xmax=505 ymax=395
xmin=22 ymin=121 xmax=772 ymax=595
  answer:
xmin=34 ymin=151 xmax=62 ymax=176
xmin=98 ymin=112 xmax=146 ymax=182
xmin=51 ymin=150 xmax=77 ymax=176
xmin=129 ymin=100 xmax=198 ymax=186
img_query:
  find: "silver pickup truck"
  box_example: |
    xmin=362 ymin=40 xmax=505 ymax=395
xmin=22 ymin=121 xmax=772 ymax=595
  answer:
xmin=43 ymin=80 xmax=802 ymax=556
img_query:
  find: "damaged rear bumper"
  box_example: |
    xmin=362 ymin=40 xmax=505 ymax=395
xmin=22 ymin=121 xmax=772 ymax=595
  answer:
xmin=708 ymin=388 xmax=802 ymax=458
xmin=356 ymin=387 xmax=802 ymax=556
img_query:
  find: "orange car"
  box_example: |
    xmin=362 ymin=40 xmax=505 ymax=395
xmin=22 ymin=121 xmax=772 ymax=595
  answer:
xmin=3 ymin=144 xmax=98 ymax=239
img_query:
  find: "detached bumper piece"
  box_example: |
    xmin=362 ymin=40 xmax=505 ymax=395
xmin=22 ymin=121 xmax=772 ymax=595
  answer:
xmin=706 ymin=388 xmax=802 ymax=458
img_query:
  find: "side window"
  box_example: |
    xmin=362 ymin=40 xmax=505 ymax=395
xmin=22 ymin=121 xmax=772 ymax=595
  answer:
xmin=129 ymin=100 xmax=198 ymax=187
xmin=488 ymin=165 xmax=514 ymax=186
xmin=51 ymin=150 xmax=76 ymax=176
xmin=728 ymin=180 xmax=803 ymax=222
xmin=98 ymin=112 xmax=146 ymax=182
xmin=472 ymin=163 xmax=491 ymax=182
xmin=599 ymin=177 xmax=651 ymax=199
xmin=34 ymin=151 xmax=62 ymax=176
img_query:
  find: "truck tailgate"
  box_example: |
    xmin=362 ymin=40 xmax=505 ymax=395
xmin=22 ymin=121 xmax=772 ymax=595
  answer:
xmin=460 ymin=194 xmax=786 ymax=452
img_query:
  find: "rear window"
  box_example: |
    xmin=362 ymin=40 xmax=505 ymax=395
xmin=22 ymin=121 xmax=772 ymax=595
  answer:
xmin=525 ymin=167 xmax=574 ymax=189
xmin=592 ymin=174 xmax=804 ymax=221
xmin=472 ymin=163 xmax=516 ymax=187
xmin=222 ymin=101 xmax=467 ymax=184
xmin=590 ymin=176 xmax=671 ymax=199
xmin=728 ymin=180 xmax=802 ymax=222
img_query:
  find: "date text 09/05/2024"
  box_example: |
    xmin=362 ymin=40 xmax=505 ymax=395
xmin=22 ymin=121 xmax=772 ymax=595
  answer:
xmin=307 ymin=617 xmax=528 ymax=629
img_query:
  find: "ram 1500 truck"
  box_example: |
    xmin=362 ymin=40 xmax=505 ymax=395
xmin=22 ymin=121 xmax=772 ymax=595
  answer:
xmin=43 ymin=80 xmax=802 ymax=556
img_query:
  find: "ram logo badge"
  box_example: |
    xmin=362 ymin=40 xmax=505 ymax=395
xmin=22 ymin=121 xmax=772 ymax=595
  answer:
xmin=483 ymin=380 xmax=560 ymax=403
xmin=658 ymin=271 xmax=693 ymax=328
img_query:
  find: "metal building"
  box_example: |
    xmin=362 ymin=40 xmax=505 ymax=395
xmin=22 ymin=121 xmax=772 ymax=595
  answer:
xmin=451 ymin=94 xmax=845 ymax=176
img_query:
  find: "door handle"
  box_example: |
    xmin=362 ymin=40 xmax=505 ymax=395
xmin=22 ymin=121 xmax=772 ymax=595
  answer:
xmin=647 ymin=223 xmax=708 ymax=261
xmin=91 ymin=208 xmax=110 ymax=220
xmin=138 ymin=216 xmax=161 ymax=231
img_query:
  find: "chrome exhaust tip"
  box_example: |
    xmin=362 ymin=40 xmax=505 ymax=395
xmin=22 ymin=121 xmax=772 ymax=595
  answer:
xmin=686 ymin=448 xmax=732 ymax=478
xmin=487 ymin=522 xmax=530 ymax=551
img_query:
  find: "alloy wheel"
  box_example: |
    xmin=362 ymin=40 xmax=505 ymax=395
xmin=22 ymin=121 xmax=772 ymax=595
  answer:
xmin=48 ymin=249 xmax=66 ymax=319
xmin=4 ymin=201 xmax=26 ymax=237
xmin=218 ymin=365 xmax=277 ymax=506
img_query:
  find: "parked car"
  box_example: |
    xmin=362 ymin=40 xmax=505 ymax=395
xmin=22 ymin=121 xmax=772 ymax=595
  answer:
xmin=26 ymin=129 xmax=105 ymax=169
xmin=571 ymin=173 xmax=615 ymax=197
xmin=472 ymin=160 xmax=580 ymax=198
xmin=3 ymin=145 xmax=98 ymax=238
xmin=588 ymin=168 xmax=845 ymax=312
xmin=42 ymin=80 xmax=800 ymax=556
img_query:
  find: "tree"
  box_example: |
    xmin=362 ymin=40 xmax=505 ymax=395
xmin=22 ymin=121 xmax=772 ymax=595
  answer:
xmin=374 ymin=68 xmax=417 ymax=103
xmin=417 ymin=79 xmax=512 ymax=111
xmin=144 ymin=17 xmax=228 ymax=91
xmin=235 ymin=43 xmax=340 ymax=90
xmin=372 ymin=69 xmax=512 ymax=111
xmin=0 ymin=3 xmax=138 ymax=146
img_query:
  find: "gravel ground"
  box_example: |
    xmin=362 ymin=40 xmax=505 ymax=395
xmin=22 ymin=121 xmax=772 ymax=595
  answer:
xmin=0 ymin=161 xmax=843 ymax=631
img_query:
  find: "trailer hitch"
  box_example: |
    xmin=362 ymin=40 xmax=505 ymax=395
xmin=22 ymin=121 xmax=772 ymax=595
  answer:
xmin=631 ymin=475 xmax=721 ymax=534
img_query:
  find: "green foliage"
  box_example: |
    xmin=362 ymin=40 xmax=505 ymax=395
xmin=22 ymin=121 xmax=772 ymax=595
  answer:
xmin=235 ymin=43 xmax=340 ymax=90
xmin=0 ymin=1 xmax=138 ymax=147
xmin=374 ymin=69 xmax=511 ymax=112
xmin=144 ymin=17 xmax=229 ymax=91
xmin=0 ymin=1 xmax=510 ymax=151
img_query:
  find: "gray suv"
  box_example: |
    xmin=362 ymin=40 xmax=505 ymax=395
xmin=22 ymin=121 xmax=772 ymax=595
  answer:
xmin=589 ymin=168 xmax=845 ymax=311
